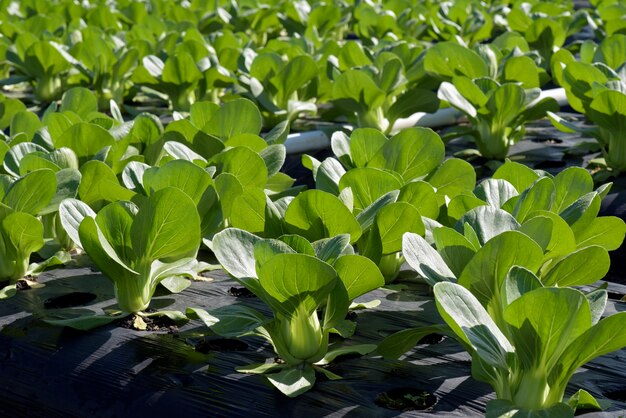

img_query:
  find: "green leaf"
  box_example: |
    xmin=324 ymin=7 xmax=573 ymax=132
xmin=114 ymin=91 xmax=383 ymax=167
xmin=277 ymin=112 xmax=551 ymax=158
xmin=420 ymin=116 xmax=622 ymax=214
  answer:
xmin=230 ymin=189 xmax=266 ymax=234
xmin=567 ymin=389 xmax=611 ymax=412
xmin=367 ymin=127 xmax=444 ymax=182
xmin=278 ymin=235 xmax=316 ymax=256
xmin=3 ymin=169 xmax=57 ymax=215
xmin=403 ymin=232 xmax=455 ymax=285
xmin=559 ymin=192 xmax=601 ymax=236
xmin=554 ymin=311 xmax=626 ymax=387
xmin=502 ymin=266 xmax=543 ymax=306
xmin=543 ymin=246 xmax=610 ymax=287
xmin=312 ymin=234 xmax=351 ymax=264
xmin=355 ymin=191 xmax=398 ymax=232
xmin=427 ymin=158 xmax=476 ymax=201
xmin=433 ymin=227 xmax=476 ymax=277
xmin=133 ymin=190 xmax=198 ymax=262
xmin=202 ymin=99 xmax=263 ymax=140
xmin=397 ymin=181 xmax=439 ymax=219
xmin=55 ymin=122 xmax=115 ymax=164
xmin=377 ymin=325 xmax=447 ymax=359
xmin=458 ymin=231 xmax=543 ymax=309
xmin=78 ymin=160 xmax=135 ymax=207
xmin=424 ymin=42 xmax=490 ymax=80
xmin=79 ymin=216 xmax=138 ymax=282
xmin=60 ymin=88 xmax=98 ymax=120
xmin=259 ymin=145 xmax=286 ymax=178
xmin=504 ymin=287 xmax=590 ymax=370
xmin=160 ymin=276 xmax=191 ymax=293
xmin=350 ymin=128 xmax=387 ymax=168
xmin=192 ymin=305 xmax=268 ymax=337
xmin=438 ymin=81 xmax=477 ymax=117
xmin=332 ymin=69 xmax=385 ymax=113
xmin=434 ymin=282 xmax=514 ymax=369
xmin=143 ymin=159 xmax=212 ymax=204
xmin=575 ymin=216 xmax=626 ymax=251
xmin=317 ymin=343 xmax=376 ymax=365
xmin=511 ymin=177 xmax=555 ymax=223
xmin=266 ymin=366 xmax=316 ymax=398
xmin=553 ymin=168 xmax=594 ymax=213
xmin=95 ymin=201 xmax=136 ymax=263
xmin=285 ymin=190 xmax=361 ymax=243
xmin=376 ymin=202 xmax=424 ymax=254
xmin=486 ymin=399 xmax=574 ymax=418
xmin=258 ymin=253 xmax=337 ymax=316
xmin=475 ymin=179 xmax=519 ymax=209
xmin=273 ymin=55 xmax=318 ymax=107
xmin=338 ymin=167 xmax=402 ymax=214
xmin=58 ymin=198 xmax=96 ymax=249
xmin=493 ymin=160 xmax=540 ymax=192
xmin=456 ymin=206 xmax=520 ymax=246
xmin=211 ymin=146 xmax=268 ymax=189
xmin=333 ymin=255 xmax=384 ymax=300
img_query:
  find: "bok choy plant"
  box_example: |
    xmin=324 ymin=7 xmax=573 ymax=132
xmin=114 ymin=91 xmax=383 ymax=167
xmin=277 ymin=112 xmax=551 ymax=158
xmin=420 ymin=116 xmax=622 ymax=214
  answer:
xmin=437 ymin=77 xmax=559 ymax=159
xmin=59 ymin=187 xmax=201 ymax=313
xmin=433 ymin=281 xmax=626 ymax=417
xmin=302 ymin=127 xmax=475 ymax=281
xmin=192 ymin=228 xmax=384 ymax=397
xmin=0 ymin=169 xmax=60 ymax=296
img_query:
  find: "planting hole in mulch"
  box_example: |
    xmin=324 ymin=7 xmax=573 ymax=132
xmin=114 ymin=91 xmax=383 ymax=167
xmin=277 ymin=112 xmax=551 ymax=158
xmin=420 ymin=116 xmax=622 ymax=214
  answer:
xmin=228 ymin=287 xmax=255 ymax=298
xmin=194 ymin=338 xmax=248 ymax=353
xmin=44 ymin=292 xmax=97 ymax=309
xmin=530 ymin=137 xmax=563 ymax=144
xmin=375 ymin=387 xmax=438 ymax=411
xmin=15 ymin=280 xmax=31 ymax=291
xmin=117 ymin=314 xmax=179 ymax=332
xmin=605 ymin=388 xmax=626 ymax=402
xmin=418 ymin=333 xmax=445 ymax=345
xmin=345 ymin=311 xmax=358 ymax=321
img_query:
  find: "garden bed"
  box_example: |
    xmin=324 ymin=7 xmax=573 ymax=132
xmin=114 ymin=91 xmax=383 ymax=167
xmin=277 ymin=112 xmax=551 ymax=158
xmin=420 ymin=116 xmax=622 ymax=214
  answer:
xmin=1 ymin=266 xmax=625 ymax=417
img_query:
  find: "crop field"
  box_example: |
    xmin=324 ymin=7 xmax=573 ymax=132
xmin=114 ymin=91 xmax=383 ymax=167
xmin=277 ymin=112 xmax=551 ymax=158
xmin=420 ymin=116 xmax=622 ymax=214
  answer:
xmin=1 ymin=0 xmax=626 ymax=417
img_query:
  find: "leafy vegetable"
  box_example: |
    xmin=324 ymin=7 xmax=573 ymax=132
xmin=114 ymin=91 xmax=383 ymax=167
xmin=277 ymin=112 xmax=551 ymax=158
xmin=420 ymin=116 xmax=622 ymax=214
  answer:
xmin=60 ymin=187 xmax=201 ymax=312
xmin=194 ymin=228 xmax=383 ymax=396
xmin=435 ymin=281 xmax=626 ymax=417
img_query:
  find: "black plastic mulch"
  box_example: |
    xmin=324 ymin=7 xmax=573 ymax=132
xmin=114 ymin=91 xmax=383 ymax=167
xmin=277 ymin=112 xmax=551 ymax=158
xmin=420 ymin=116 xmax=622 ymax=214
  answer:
xmin=0 ymin=265 xmax=625 ymax=418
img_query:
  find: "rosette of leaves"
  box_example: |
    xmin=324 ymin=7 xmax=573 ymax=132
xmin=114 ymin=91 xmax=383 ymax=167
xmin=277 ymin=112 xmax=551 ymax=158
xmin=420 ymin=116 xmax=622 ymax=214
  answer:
xmin=433 ymin=281 xmax=626 ymax=417
xmin=328 ymin=42 xmax=439 ymax=132
xmin=378 ymin=163 xmax=625 ymax=359
xmin=3 ymin=38 xmax=72 ymax=102
xmin=404 ymin=163 xmax=623 ymax=291
xmin=192 ymin=228 xmax=383 ymax=397
xmin=549 ymin=36 xmax=626 ymax=172
xmin=68 ymin=26 xmax=140 ymax=108
xmin=239 ymin=48 xmax=319 ymax=127
xmin=121 ymin=99 xmax=300 ymax=243
xmin=59 ymin=187 xmax=201 ymax=314
xmin=302 ymin=127 xmax=476 ymax=281
xmin=437 ymin=76 xmax=559 ymax=159
xmin=0 ymin=168 xmax=73 ymax=297
xmin=132 ymin=51 xmax=204 ymax=111
xmin=505 ymin=2 xmax=589 ymax=67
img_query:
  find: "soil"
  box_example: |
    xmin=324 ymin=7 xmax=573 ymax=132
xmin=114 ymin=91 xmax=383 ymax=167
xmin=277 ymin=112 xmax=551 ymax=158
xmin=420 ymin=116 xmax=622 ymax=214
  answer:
xmin=375 ymin=388 xmax=438 ymax=411
xmin=15 ymin=280 xmax=31 ymax=291
xmin=117 ymin=313 xmax=179 ymax=332
xmin=228 ymin=287 xmax=255 ymax=298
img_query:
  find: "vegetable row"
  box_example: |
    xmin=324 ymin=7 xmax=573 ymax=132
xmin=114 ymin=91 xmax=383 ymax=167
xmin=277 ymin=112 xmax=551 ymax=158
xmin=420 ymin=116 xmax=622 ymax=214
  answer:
xmin=0 ymin=89 xmax=624 ymax=416
xmin=3 ymin=1 xmax=626 ymax=172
